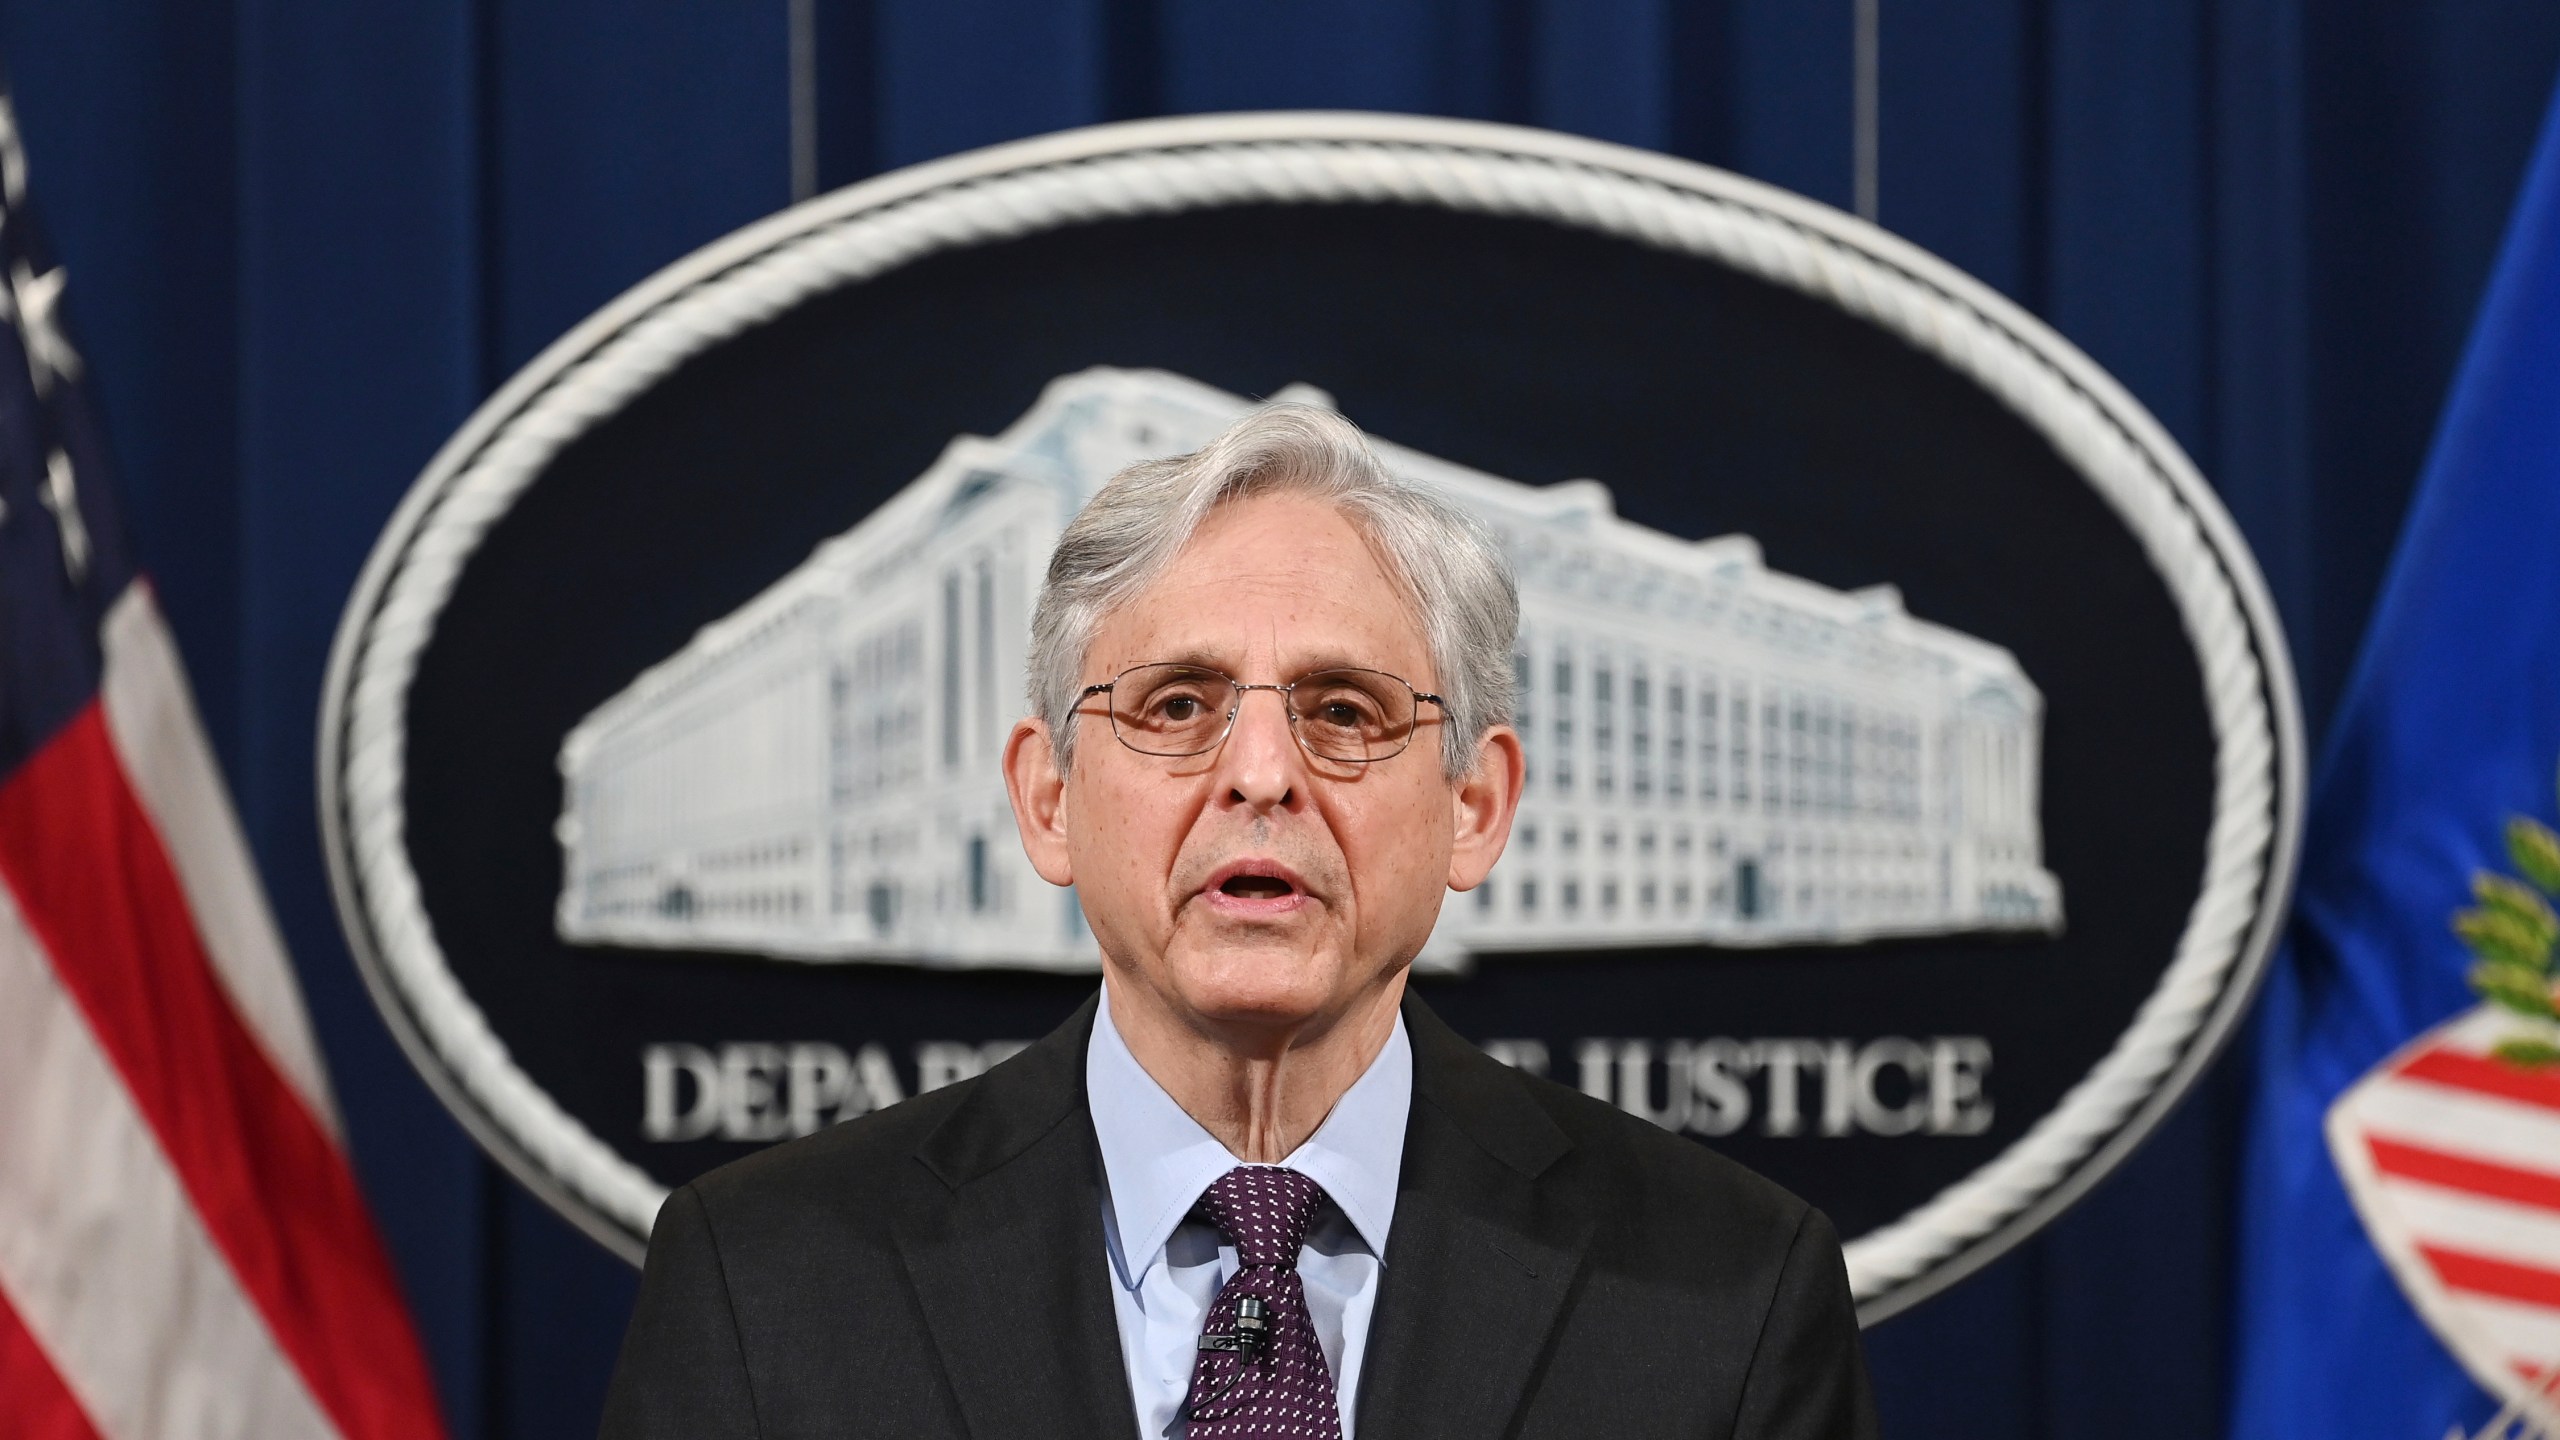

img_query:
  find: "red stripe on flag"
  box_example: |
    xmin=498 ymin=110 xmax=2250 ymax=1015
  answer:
xmin=2368 ymin=1136 xmax=2560 ymax=1213
xmin=0 ymin=705 xmax=444 ymax=1440
xmin=0 ymin=1281 xmax=106 ymax=1440
xmin=2400 ymin=1048 xmax=2560 ymax=1112
xmin=2419 ymin=1245 xmax=2560 ymax=1310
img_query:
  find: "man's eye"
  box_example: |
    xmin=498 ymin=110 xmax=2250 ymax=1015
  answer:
xmin=1156 ymin=695 xmax=1204 ymax=722
xmin=1309 ymin=693 xmax=1381 ymax=729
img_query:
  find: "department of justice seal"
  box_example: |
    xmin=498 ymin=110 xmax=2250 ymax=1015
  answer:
xmin=320 ymin=112 xmax=2303 ymax=1323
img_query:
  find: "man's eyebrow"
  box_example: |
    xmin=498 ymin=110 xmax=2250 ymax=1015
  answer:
xmin=1139 ymin=649 xmax=1399 ymax=678
xmin=1145 ymin=647 xmax=1242 ymax=673
xmin=1287 ymin=650 xmax=1391 ymax=677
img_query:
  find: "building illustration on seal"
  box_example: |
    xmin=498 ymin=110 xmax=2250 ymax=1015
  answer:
xmin=554 ymin=367 xmax=2062 ymax=972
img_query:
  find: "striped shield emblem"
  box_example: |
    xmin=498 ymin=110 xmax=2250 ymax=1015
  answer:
xmin=2330 ymin=1003 xmax=2560 ymax=1427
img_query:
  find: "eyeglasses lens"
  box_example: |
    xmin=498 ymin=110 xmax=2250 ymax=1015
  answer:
xmin=1287 ymin=670 xmax=1413 ymax=761
xmin=1111 ymin=665 xmax=1235 ymax=755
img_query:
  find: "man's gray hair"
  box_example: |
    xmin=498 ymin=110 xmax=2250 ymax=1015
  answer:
xmin=1027 ymin=403 xmax=1518 ymax=778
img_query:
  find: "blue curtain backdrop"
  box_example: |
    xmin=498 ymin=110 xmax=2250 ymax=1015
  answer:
xmin=1 ymin=4 xmax=2554 ymax=1437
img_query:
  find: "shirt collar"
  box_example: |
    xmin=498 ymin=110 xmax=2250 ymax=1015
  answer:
xmin=1087 ymin=986 xmax=1411 ymax=1290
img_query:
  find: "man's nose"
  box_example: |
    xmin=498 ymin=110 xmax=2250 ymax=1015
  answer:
xmin=1215 ymin=687 xmax=1303 ymax=811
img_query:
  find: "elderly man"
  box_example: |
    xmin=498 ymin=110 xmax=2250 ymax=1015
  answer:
xmin=600 ymin=405 xmax=1877 ymax=1439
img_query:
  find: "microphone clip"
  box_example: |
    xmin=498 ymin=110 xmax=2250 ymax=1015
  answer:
xmin=1195 ymin=1296 xmax=1271 ymax=1357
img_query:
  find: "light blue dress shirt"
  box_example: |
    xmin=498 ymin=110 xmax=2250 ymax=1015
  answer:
xmin=1086 ymin=990 xmax=1411 ymax=1440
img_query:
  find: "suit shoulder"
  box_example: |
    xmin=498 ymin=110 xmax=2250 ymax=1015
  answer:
xmin=671 ymin=1003 xmax=1097 ymax=1253
xmin=1512 ymin=1063 xmax=1811 ymax=1244
xmin=680 ymin=1074 xmax=976 ymax=1233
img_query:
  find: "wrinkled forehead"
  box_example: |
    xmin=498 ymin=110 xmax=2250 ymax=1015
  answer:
xmin=1086 ymin=495 xmax=1434 ymax=684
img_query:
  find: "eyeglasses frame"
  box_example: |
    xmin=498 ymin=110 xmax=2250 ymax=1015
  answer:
xmin=1076 ymin=662 xmax=1447 ymax=764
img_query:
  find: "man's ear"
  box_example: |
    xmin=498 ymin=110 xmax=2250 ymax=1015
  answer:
xmin=1447 ymin=722 xmax=1525 ymax=893
xmin=1003 ymin=717 xmax=1077 ymax=887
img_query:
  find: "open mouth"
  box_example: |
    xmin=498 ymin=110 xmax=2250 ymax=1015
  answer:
xmin=1202 ymin=861 xmax=1310 ymax=911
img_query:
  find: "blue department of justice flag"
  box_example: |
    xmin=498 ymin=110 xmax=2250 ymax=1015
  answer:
xmin=2227 ymin=80 xmax=2560 ymax=1438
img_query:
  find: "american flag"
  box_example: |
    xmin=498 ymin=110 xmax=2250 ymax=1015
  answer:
xmin=2331 ymin=1003 xmax=2560 ymax=1429
xmin=0 ymin=93 xmax=445 ymax=1439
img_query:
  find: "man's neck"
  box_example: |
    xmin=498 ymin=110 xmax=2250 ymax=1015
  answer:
xmin=1102 ymin=971 xmax=1407 ymax=1163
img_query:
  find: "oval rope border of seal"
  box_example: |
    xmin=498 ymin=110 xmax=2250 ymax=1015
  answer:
xmin=317 ymin=111 xmax=2305 ymax=1323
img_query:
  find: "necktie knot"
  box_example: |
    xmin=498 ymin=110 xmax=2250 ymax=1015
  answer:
xmin=1198 ymin=1165 xmax=1326 ymax=1270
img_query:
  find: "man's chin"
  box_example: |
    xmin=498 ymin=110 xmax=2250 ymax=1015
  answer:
xmin=1161 ymin=949 xmax=1347 ymax=1032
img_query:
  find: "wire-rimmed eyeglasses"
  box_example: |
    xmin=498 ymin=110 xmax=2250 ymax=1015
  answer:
xmin=1078 ymin=662 xmax=1444 ymax=764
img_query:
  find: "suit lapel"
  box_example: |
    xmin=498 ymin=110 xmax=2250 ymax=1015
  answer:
xmin=1356 ymin=996 xmax=1589 ymax=1440
xmin=898 ymin=995 xmax=1137 ymax=1440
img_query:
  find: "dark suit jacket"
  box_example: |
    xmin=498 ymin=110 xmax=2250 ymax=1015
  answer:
xmin=600 ymin=993 xmax=1878 ymax=1439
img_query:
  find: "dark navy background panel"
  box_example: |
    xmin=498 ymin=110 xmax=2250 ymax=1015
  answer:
xmin=1 ymin=4 xmax=2553 ymax=1437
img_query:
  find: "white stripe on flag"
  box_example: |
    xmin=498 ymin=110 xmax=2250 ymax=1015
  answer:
xmin=0 ymin=880 xmax=340 ymax=1440
xmin=2458 ymin=1293 xmax=2560 ymax=1374
xmin=2353 ymin=1079 xmax=2560 ymax=1170
xmin=2379 ymin=1180 xmax=2560 ymax=1272
xmin=97 ymin=584 xmax=339 ymax=1135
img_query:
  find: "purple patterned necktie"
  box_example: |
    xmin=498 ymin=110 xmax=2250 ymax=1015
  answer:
xmin=1182 ymin=1166 xmax=1344 ymax=1439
